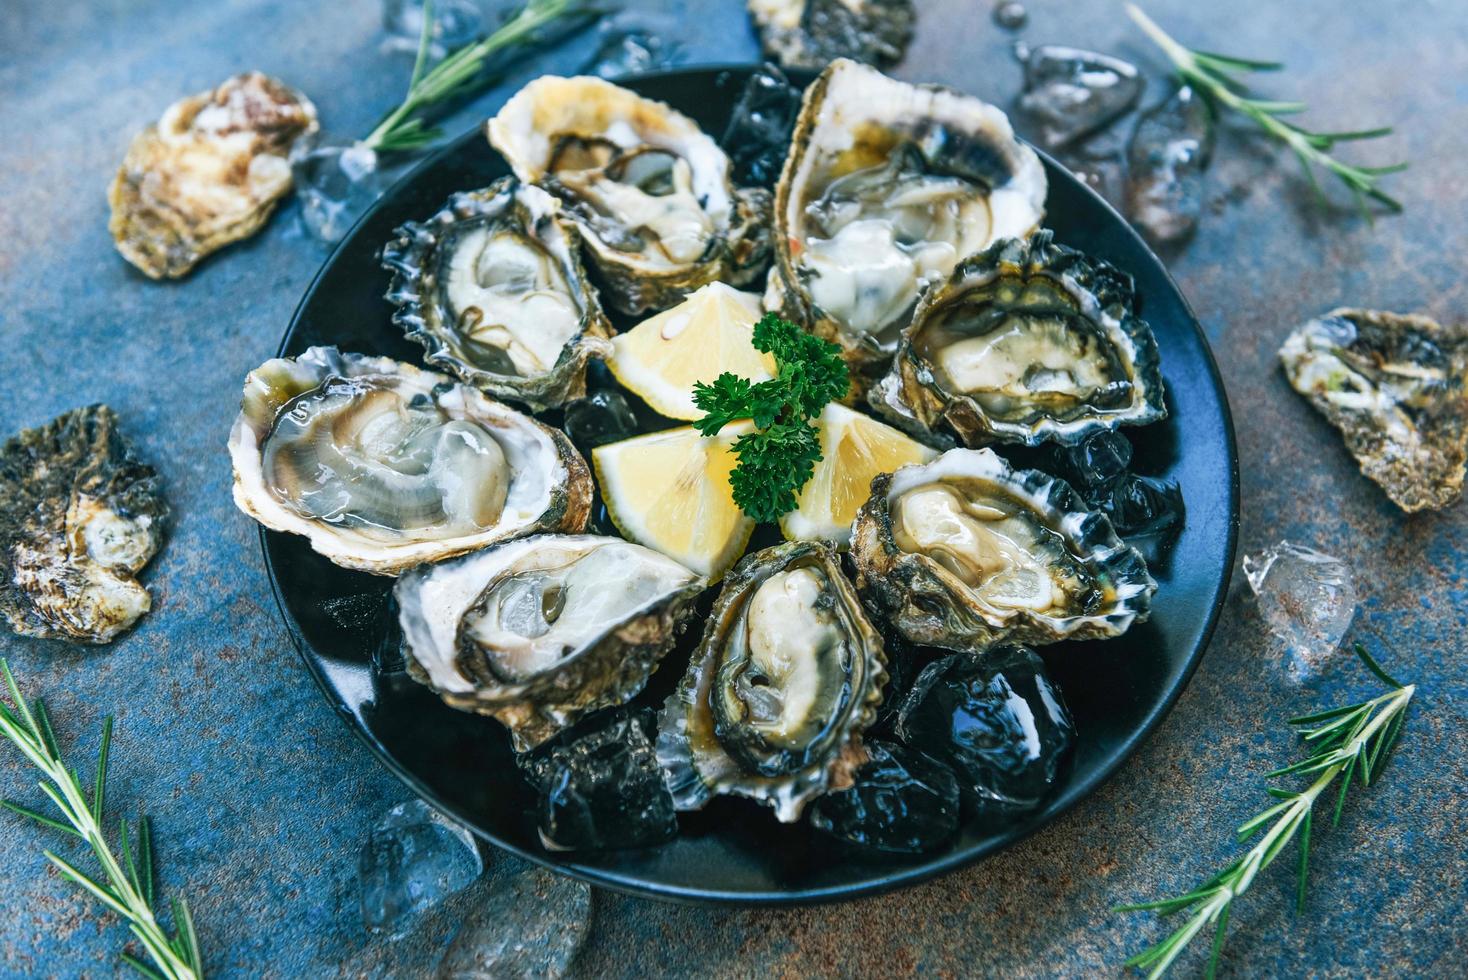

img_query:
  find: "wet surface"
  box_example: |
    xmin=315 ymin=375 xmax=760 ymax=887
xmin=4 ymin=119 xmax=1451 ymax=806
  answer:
xmin=0 ymin=1 xmax=1464 ymax=977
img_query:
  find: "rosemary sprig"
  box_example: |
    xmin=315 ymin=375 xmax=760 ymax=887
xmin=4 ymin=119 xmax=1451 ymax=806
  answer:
xmin=1117 ymin=644 xmax=1415 ymax=978
xmin=0 ymin=660 xmax=203 ymax=980
xmin=365 ymin=0 xmax=597 ymax=152
xmin=1126 ymin=4 xmax=1407 ymax=219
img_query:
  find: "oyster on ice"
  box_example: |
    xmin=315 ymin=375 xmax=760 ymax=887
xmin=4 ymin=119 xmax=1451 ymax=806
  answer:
xmin=1 ymin=406 xmax=169 ymax=644
xmin=851 ymin=448 xmax=1154 ymax=651
xmin=382 ymin=178 xmax=613 ymax=412
xmin=228 ymin=347 xmax=591 ymax=575
xmin=109 ymin=72 xmax=318 ymax=279
xmin=769 ymin=59 xmax=1047 ymax=371
xmin=658 ymin=541 xmax=887 ymax=822
xmin=748 ymin=0 xmax=916 ymax=71
xmin=1280 ymin=308 xmax=1468 ymax=512
xmin=871 ymin=232 xmax=1166 ymax=446
xmin=397 ymin=535 xmax=702 ymax=749
xmin=487 ymin=75 xmax=772 ymax=314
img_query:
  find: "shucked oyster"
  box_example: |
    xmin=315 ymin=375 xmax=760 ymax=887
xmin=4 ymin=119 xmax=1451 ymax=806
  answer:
xmin=397 ymin=534 xmax=702 ymax=749
xmin=748 ymin=0 xmax=916 ymax=71
xmin=0 ymin=406 xmax=169 ymax=644
xmin=658 ymin=541 xmax=886 ymax=822
xmin=487 ymin=75 xmax=772 ymax=314
xmin=382 ymin=178 xmax=613 ymax=412
xmin=769 ymin=59 xmax=1047 ymax=372
xmin=872 ymin=232 xmax=1166 ymax=446
xmin=228 ymin=347 xmax=591 ymax=575
xmin=1280 ymin=308 xmax=1468 ymax=512
xmin=109 ymin=72 xmax=318 ymax=279
xmin=851 ymin=448 xmax=1154 ymax=651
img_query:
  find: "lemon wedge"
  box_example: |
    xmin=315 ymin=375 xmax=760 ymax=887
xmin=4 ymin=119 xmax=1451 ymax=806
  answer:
xmin=607 ymin=283 xmax=777 ymax=420
xmin=781 ymin=403 xmax=939 ymax=547
xmin=593 ymin=421 xmax=756 ymax=582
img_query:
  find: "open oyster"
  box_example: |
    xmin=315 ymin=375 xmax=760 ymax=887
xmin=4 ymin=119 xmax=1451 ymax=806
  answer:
xmin=769 ymin=59 xmax=1047 ymax=372
xmin=228 ymin=347 xmax=591 ymax=575
xmin=382 ymin=178 xmax=612 ymax=412
xmin=851 ymin=448 xmax=1154 ymax=651
xmin=658 ymin=541 xmax=886 ymax=822
xmin=487 ymin=75 xmax=772 ymax=315
xmin=109 ymin=72 xmax=318 ymax=279
xmin=1280 ymin=308 xmax=1468 ymax=512
xmin=397 ymin=535 xmax=702 ymax=749
xmin=748 ymin=0 xmax=916 ymax=71
xmin=872 ymin=232 xmax=1167 ymax=446
xmin=0 ymin=406 xmax=169 ymax=644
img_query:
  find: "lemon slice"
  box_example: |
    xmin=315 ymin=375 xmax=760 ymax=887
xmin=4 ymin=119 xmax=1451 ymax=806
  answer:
xmin=607 ymin=283 xmax=777 ymax=420
xmin=781 ymin=403 xmax=939 ymax=547
xmin=593 ymin=421 xmax=756 ymax=582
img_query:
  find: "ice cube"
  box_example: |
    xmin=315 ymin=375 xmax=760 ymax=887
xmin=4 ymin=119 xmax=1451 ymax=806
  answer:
xmin=360 ymin=799 xmax=484 ymax=938
xmin=1243 ymin=541 xmax=1357 ymax=684
xmin=292 ymin=140 xmax=388 ymax=246
xmin=1125 ymin=85 xmax=1214 ymax=246
xmin=581 ymin=29 xmax=684 ymax=79
xmin=381 ymin=0 xmax=483 ymax=58
xmin=1016 ymin=46 xmax=1144 ymax=149
xmin=561 ymin=389 xmax=638 ymax=453
xmin=438 ymin=865 xmax=592 ymax=979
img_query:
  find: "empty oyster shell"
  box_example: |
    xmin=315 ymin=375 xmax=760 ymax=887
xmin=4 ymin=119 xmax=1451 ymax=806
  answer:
xmin=872 ymin=232 xmax=1167 ymax=446
xmin=658 ymin=540 xmax=886 ymax=822
xmin=487 ymin=75 xmax=772 ymax=314
xmin=0 ymin=406 xmax=168 ymax=644
xmin=382 ymin=179 xmax=612 ymax=412
xmin=108 ymin=72 xmax=318 ymax=279
xmin=1280 ymin=308 xmax=1468 ymax=512
xmin=397 ymin=534 xmax=702 ymax=750
xmin=228 ymin=347 xmax=591 ymax=575
xmin=769 ymin=59 xmax=1047 ymax=372
xmin=851 ymin=448 xmax=1154 ymax=651
xmin=748 ymin=0 xmax=916 ymax=71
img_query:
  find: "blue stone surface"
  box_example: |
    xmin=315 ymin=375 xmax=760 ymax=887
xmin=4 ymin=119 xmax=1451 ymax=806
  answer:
xmin=1 ymin=0 xmax=1464 ymax=976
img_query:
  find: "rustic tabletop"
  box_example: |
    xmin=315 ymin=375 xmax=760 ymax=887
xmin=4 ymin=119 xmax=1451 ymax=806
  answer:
xmin=1 ymin=0 xmax=1463 ymax=976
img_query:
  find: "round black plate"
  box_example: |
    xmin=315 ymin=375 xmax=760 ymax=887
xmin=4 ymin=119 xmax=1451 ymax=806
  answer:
xmin=264 ymin=65 xmax=1239 ymax=905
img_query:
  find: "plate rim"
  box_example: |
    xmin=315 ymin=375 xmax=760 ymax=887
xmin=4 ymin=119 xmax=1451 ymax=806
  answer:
xmin=264 ymin=63 xmax=1241 ymax=906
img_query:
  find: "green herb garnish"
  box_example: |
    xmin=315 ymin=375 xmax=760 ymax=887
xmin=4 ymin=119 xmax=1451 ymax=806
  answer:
xmin=0 ymin=660 xmax=203 ymax=980
xmin=692 ymin=313 xmax=850 ymax=523
xmin=364 ymin=0 xmax=598 ymax=153
xmin=1127 ymin=4 xmax=1407 ymax=219
xmin=1117 ymin=644 xmax=1415 ymax=979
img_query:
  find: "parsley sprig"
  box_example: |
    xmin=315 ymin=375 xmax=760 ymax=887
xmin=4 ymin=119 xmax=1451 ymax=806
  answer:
xmin=692 ymin=313 xmax=849 ymax=523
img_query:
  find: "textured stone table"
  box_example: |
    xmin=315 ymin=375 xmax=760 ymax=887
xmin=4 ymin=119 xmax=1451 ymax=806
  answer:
xmin=1 ymin=1 xmax=1464 ymax=976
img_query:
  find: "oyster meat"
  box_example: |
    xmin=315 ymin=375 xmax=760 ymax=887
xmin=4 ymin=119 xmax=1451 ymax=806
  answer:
xmin=748 ymin=0 xmax=916 ymax=71
xmin=770 ymin=59 xmax=1047 ymax=371
xmin=872 ymin=232 xmax=1166 ymax=446
xmin=109 ymin=72 xmax=318 ymax=279
xmin=851 ymin=447 xmax=1155 ymax=651
xmin=658 ymin=541 xmax=886 ymax=822
xmin=1280 ymin=308 xmax=1468 ymax=512
xmin=487 ymin=75 xmax=771 ymax=314
xmin=228 ymin=347 xmax=591 ymax=574
xmin=382 ymin=178 xmax=613 ymax=412
xmin=397 ymin=534 xmax=702 ymax=749
xmin=0 ymin=406 xmax=168 ymax=644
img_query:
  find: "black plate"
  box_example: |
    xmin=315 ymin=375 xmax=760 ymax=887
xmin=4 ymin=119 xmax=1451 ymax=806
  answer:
xmin=264 ymin=65 xmax=1239 ymax=905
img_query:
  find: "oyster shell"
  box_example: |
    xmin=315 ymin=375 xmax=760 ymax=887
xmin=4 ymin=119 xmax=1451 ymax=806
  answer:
xmin=487 ymin=75 xmax=772 ymax=314
xmin=1280 ymin=308 xmax=1468 ymax=512
xmin=850 ymin=448 xmax=1154 ymax=651
xmin=397 ymin=534 xmax=702 ymax=750
xmin=228 ymin=347 xmax=591 ymax=575
xmin=769 ymin=59 xmax=1047 ymax=372
xmin=382 ymin=178 xmax=613 ymax=412
xmin=657 ymin=541 xmax=887 ymax=822
xmin=871 ymin=232 xmax=1167 ymax=446
xmin=748 ymin=0 xmax=916 ymax=71
xmin=0 ymin=406 xmax=168 ymax=644
xmin=108 ymin=72 xmax=318 ymax=279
